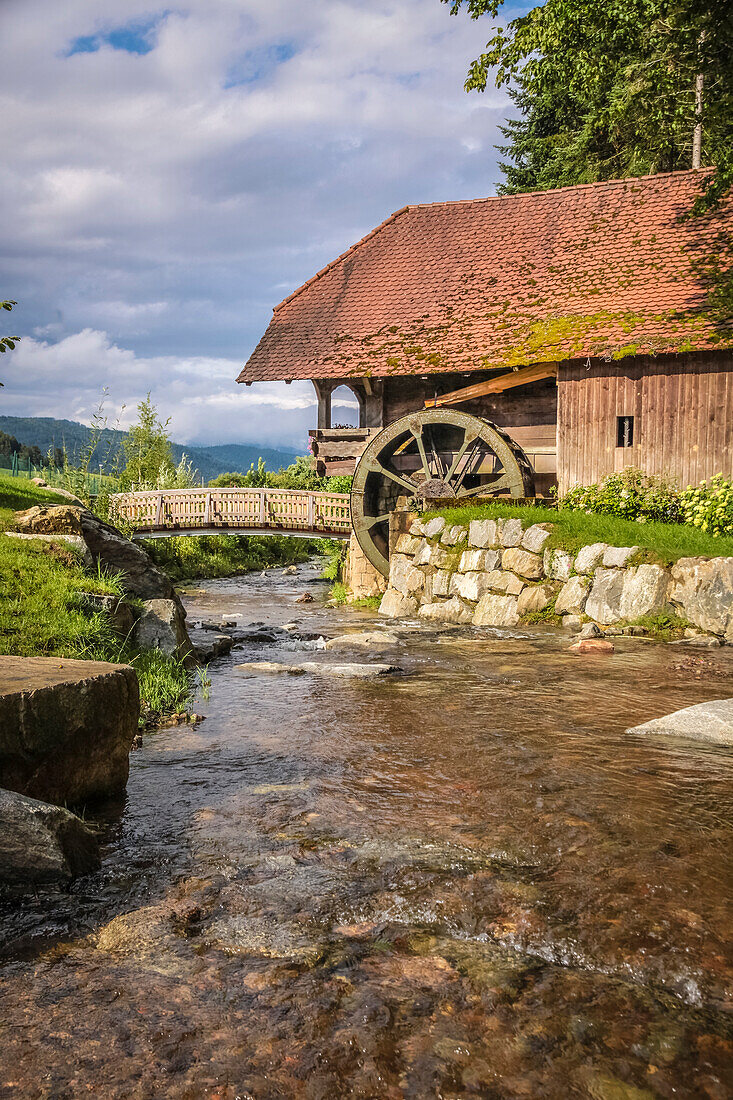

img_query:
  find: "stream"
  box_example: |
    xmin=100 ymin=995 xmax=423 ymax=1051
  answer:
xmin=1 ymin=558 xmax=732 ymax=1098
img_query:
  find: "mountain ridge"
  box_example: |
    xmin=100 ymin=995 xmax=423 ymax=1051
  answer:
xmin=0 ymin=416 xmax=300 ymax=483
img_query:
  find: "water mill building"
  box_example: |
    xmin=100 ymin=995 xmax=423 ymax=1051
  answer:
xmin=238 ymin=169 xmax=732 ymax=497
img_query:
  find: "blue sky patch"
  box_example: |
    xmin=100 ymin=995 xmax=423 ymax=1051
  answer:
xmin=66 ymin=14 xmax=166 ymax=57
xmin=224 ymin=43 xmax=297 ymax=88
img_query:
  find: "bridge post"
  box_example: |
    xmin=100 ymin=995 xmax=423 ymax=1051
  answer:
xmin=258 ymin=489 xmax=266 ymax=526
xmin=307 ymin=493 xmax=314 ymax=529
xmin=154 ymin=492 xmax=164 ymax=527
xmin=203 ymin=491 xmax=211 ymax=527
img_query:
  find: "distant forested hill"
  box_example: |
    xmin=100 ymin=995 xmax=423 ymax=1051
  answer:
xmin=0 ymin=416 xmax=299 ymax=483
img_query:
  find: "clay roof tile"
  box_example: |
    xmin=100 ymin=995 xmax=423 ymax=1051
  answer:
xmin=238 ymin=170 xmax=731 ymax=383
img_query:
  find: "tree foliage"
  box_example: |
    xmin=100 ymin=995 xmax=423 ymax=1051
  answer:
xmin=120 ymin=395 xmax=176 ymax=490
xmin=0 ymin=430 xmax=42 ymax=466
xmin=210 ymin=455 xmax=352 ymax=493
xmin=444 ymin=0 xmax=732 ymax=208
xmin=1 ymin=300 xmax=20 ymax=387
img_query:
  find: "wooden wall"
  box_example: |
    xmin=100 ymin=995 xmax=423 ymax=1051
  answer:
xmin=383 ymin=373 xmax=557 ymax=434
xmin=383 ymin=372 xmax=558 ymax=495
xmin=557 ymin=352 xmax=732 ymax=492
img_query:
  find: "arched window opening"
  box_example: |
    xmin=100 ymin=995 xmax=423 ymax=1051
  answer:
xmin=331 ymin=385 xmax=364 ymax=428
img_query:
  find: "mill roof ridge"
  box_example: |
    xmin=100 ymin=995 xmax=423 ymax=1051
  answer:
xmin=271 ymin=169 xmax=715 ymax=315
xmin=239 ymin=169 xmax=730 ymax=385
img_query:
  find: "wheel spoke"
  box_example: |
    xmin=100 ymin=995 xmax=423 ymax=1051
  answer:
xmin=445 ymin=429 xmax=476 ymax=484
xmin=453 ymin=438 xmax=482 ymax=492
xmin=365 ymin=460 xmax=418 ymax=494
xmin=363 ymin=512 xmax=391 ymax=530
xmin=457 ymin=472 xmax=513 ymax=498
xmin=410 ymin=424 xmax=432 ymax=482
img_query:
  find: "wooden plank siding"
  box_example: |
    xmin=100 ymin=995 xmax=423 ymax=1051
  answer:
xmin=557 ymin=352 xmax=733 ymax=492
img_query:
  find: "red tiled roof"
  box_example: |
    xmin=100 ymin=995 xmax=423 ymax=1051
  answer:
xmin=237 ymin=170 xmax=732 ymax=384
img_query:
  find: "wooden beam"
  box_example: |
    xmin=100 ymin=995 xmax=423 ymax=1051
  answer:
xmin=425 ymin=363 xmax=558 ymax=408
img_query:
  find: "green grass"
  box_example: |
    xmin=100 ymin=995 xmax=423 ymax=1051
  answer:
xmin=0 ymin=470 xmax=197 ymax=725
xmin=132 ymin=650 xmax=192 ymax=715
xmin=329 ymin=582 xmax=381 ymax=610
xmin=422 ymin=501 xmax=733 ymax=564
xmin=521 ymin=599 xmax=562 ymax=626
xmin=141 ymin=532 xmax=312 ymax=581
xmin=625 ymin=611 xmax=690 ymax=640
xmin=0 ymin=470 xmax=71 ymax=529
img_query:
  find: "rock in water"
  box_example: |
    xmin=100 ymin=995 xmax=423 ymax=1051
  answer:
xmin=298 ymin=662 xmax=402 ymax=679
xmin=627 ymin=699 xmax=733 ymax=745
xmin=324 ymin=632 xmax=399 ymax=650
xmin=236 ymin=661 xmax=306 ymax=675
xmin=0 ymin=656 xmax=139 ymax=805
xmin=295 ymin=593 xmax=314 ymax=603
xmin=568 ymin=638 xmax=615 ymax=655
xmin=133 ymin=598 xmax=194 ymax=661
xmin=0 ymin=788 xmax=100 ymax=885
xmin=236 ymin=660 xmax=402 ymax=679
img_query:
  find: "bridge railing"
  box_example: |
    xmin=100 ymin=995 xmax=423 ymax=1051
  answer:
xmin=110 ymin=487 xmax=352 ymax=535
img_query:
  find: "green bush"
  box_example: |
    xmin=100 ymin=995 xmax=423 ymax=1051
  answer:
xmin=209 ymin=457 xmax=352 ymax=494
xmin=680 ymin=474 xmax=733 ymax=537
xmin=559 ymin=467 xmax=683 ymax=524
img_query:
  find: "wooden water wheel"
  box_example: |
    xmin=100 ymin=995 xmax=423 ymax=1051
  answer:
xmin=350 ymin=408 xmax=535 ymax=576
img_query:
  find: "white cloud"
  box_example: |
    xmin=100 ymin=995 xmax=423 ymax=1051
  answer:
xmin=4 ymin=329 xmax=318 ymax=449
xmin=0 ymin=0 xmax=512 ymax=448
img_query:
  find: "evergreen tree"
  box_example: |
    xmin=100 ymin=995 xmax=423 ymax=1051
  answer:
xmin=444 ymin=0 xmax=732 ymax=209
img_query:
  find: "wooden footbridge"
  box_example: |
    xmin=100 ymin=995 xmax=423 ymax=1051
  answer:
xmin=111 ymin=488 xmax=352 ymax=539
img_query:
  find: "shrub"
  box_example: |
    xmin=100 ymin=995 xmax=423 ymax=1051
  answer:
xmin=210 ymin=458 xmax=352 ymax=494
xmin=680 ymin=474 xmax=733 ymax=537
xmin=559 ymin=467 xmax=683 ymax=524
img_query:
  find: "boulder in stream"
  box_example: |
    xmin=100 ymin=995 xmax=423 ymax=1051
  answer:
xmin=236 ymin=660 xmax=402 ymax=679
xmin=627 ymin=699 xmax=733 ymax=745
xmin=0 ymin=655 xmax=139 ymax=805
xmin=0 ymin=787 xmax=100 ymax=885
xmin=324 ymin=631 xmax=399 ymax=650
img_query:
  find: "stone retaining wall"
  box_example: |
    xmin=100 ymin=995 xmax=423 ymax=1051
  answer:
xmin=343 ymin=532 xmax=387 ymax=600
xmin=378 ymin=514 xmax=733 ymax=643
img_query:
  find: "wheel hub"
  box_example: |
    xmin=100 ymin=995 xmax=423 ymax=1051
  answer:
xmin=415 ymin=477 xmax=456 ymax=499
xmin=351 ymin=409 xmax=535 ymax=577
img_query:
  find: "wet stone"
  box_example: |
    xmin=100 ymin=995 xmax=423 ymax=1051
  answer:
xmin=418 ymin=598 xmax=473 ymax=624
xmin=473 ymin=593 xmax=520 ymax=628
xmin=555 ymin=576 xmax=590 ymax=616
xmin=379 ymin=589 xmax=419 ymax=618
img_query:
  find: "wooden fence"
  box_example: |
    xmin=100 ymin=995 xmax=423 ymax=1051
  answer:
xmin=110 ymin=487 xmax=352 ymax=538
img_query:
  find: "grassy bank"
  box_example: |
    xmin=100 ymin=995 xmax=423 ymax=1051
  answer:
xmin=423 ymin=500 xmax=733 ymax=564
xmin=0 ymin=472 xmax=194 ymax=721
xmin=140 ymin=532 xmax=312 ymax=581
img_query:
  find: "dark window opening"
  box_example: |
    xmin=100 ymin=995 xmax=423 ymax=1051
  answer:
xmin=616 ymin=415 xmax=634 ymax=448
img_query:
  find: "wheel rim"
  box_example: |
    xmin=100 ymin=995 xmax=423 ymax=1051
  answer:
xmin=351 ymin=409 xmax=535 ymax=576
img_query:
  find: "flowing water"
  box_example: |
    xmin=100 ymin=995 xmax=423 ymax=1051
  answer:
xmin=1 ymin=560 xmax=732 ymax=1098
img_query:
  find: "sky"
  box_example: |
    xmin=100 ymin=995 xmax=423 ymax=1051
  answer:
xmin=0 ymin=0 xmax=515 ymax=451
